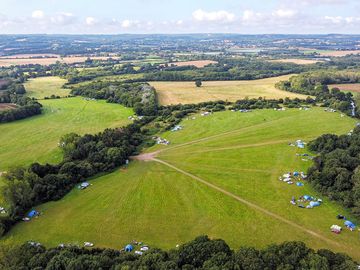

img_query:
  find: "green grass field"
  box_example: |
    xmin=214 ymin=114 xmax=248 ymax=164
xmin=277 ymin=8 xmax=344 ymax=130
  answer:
xmin=3 ymin=107 xmax=359 ymax=260
xmin=0 ymin=97 xmax=133 ymax=171
xmin=25 ymin=77 xmax=70 ymax=99
xmin=150 ymin=75 xmax=308 ymax=105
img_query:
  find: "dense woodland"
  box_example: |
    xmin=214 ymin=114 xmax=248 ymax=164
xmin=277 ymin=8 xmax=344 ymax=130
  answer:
xmin=0 ymin=119 xmax=150 ymax=235
xmin=276 ymin=71 xmax=357 ymax=116
xmin=0 ymin=79 xmax=42 ymax=123
xmin=70 ymin=81 xmax=158 ymax=116
xmin=0 ymin=236 xmax=357 ymax=269
xmin=308 ymin=126 xmax=360 ymax=218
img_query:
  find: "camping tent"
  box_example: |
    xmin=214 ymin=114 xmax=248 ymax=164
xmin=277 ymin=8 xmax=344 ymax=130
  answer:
xmin=344 ymin=220 xmax=356 ymax=229
xmin=296 ymin=182 xmax=304 ymax=187
xmin=27 ymin=210 xmax=38 ymax=218
xmin=303 ymin=195 xmax=312 ymax=201
xmin=125 ymin=244 xmax=134 ymax=252
xmin=330 ymin=225 xmax=342 ymax=234
xmin=309 ymin=201 xmax=320 ymax=207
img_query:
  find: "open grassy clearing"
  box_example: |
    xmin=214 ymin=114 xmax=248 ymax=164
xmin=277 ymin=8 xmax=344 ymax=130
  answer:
xmin=0 ymin=97 xmax=133 ymax=172
xmin=269 ymin=59 xmax=321 ymax=65
xmin=25 ymin=76 xmax=70 ymax=99
xmin=151 ymin=75 xmax=308 ymax=105
xmin=3 ymin=107 xmax=359 ymax=259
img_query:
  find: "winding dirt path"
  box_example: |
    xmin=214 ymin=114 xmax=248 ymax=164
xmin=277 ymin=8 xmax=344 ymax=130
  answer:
xmin=153 ymin=158 xmax=344 ymax=249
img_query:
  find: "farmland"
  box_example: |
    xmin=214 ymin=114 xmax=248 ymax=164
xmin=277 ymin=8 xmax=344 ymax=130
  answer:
xmin=0 ymin=55 xmax=121 ymax=67
xmin=0 ymin=103 xmax=17 ymax=111
xmin=270 ymin=59 xmax=321 ymax=65
xmin=331 ymin=83 xmax=360 ymax=93
xmin=168 ymin=60 xmax=218 ymax=68
xmin=25 ymin=76 xmax=70 ymax=99
xmin=151 ymin=75 xmax=308 ymax=105
xmin=0 ymin=97 xmax=133 ymax=172
xmin=3 ymin=107 xmax=359 ymax=260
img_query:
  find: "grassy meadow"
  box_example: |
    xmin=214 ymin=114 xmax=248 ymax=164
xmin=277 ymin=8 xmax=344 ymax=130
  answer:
xmin=0 ymin=97 xmax=133 ymax=172
xmin=3 ymin=107 xmax=360 ymax=260
xmin=151 ymin=75 xmax=308 ymax=105
xmin=25 ymin=76 xmax=70 ymax=99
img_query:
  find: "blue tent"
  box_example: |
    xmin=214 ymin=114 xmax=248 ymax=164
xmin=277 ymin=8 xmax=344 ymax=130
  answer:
xmin=344 ymin=220 xmax=356 ymax=229
xmin=125 ymin=244 xmax=134 ymax=252
xmin=309 ymin=201 xmax=320 ymax=207
xmin=28 ymin=210 xmax=38 ymax=218
xmin=303 ymin=195 xmax=312 ymax=201
xmin=296 ymin=182 xmax=304 ymax=187
xmin=293 ymin=172 xmax=300 ymax=177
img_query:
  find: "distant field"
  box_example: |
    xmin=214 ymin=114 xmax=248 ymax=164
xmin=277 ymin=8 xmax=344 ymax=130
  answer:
xmin=70 ymin=73 xmax=145 ymax=87
xmin=0 ymin=97 xmax=133 ymax=172
xmin=330 ymin=83 xmax=360 ymax=93
xmin=0 ymin=56 xmax=121 ymax=67
xmin=25 ymin=77 xmax=70 ymax=99
xmin=151 ymin=75 xmax=308 ymax=105
xmin=168 ymin=60 xmax=217 ymax=68
xmin=301 ymin=49 xmax=360 ymax=57
xmin=0 ymin=103 xmax=17 ymax=111
xmin=3 ymin=108 xmax=359 ymax=260
xmin=270 ymin=59 xmax=321 ymax=65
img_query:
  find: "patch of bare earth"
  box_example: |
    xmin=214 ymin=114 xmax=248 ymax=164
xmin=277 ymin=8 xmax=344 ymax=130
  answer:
xmin=0 ymin=103 xmax=17 ymax=111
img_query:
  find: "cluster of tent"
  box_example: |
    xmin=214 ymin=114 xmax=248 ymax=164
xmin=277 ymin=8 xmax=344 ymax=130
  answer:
xmin=124 ymin=241 xmax=150 ymax=256
xmin=22 ymin=210 xmax=40 ymax=222
xmin=289 ymin=140 xmax=306 ymax=149
xmin=279 ymin=171 xmax=307 ymax=186
xmin=154 ymin=137 xmax=170 ymax=145
xmin=290 ymin=195 xmax=322 ymax=208
xmin=331 ymin=215 xmax=357 ymax=234
xmin=230 ymin=109 xmax=251 ymax=113
xmin=171 ymin=125 xmax=183 ymax=132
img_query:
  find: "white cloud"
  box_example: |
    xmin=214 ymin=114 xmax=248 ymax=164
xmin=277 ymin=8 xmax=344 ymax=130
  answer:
xmin=50 ymin=12 xmax=75 ymax=25
xmin=242 ymin=10 xmax=264 ymax=23
xmin=32 ymin=10 xmax=44 ymax=19
xmin=272 ymin=9 xmax=297 ymax=19
xmin=324 ymin=15 xmax=344 ymax=24
xmin=121 ymin=19 xmax=131 ymax=28
xmin=85 ymin=17 xmax=97 ymax=26
xmin=192 ymin=9 xmax=235 ymax=22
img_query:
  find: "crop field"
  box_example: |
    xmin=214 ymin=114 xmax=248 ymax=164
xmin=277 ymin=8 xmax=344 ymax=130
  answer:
xmin=331 ymin=83 xmax=360 ymax=93
xmin=0 ymin=103 xmax=17 ymax=111
xmin=25 ymin=76 xmax=70 ymax=99
xmin=301 ymin=49 xmax=360 ymax=57
xmin=0 ymin=56 xmax=121 ymax=67
xmin=168 ymin=60 xmax=218 ymax=68
xmin=0 ymin=97 xmax=133 ymax=172
xmin=270 ymin=59 xmax=321 ymax=65
xmin=3 ymin=107 xmax=359 ymax=260
xmin=151 ymin=75 xmax=308 ymax=105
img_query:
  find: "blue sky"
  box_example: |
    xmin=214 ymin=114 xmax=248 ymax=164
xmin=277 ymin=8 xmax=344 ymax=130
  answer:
xmin=0 ymin=0 xmax=359 ymax=34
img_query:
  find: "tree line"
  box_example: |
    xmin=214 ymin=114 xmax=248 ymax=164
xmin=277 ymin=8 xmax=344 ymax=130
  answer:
xmin=0 ymin=118 xmax=151 ymax=236
xmin=70 ymin=81 xmax=158 ymax=116
xmin=276 ymin=71 xmax=357 ymax=116
xmin=0 ymin=235 xmax=357 ymax=269
xmin=0 ymin=79 xmax=42 ymax=123
xmin=307 ymin=126 xmax=360 ymax=218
